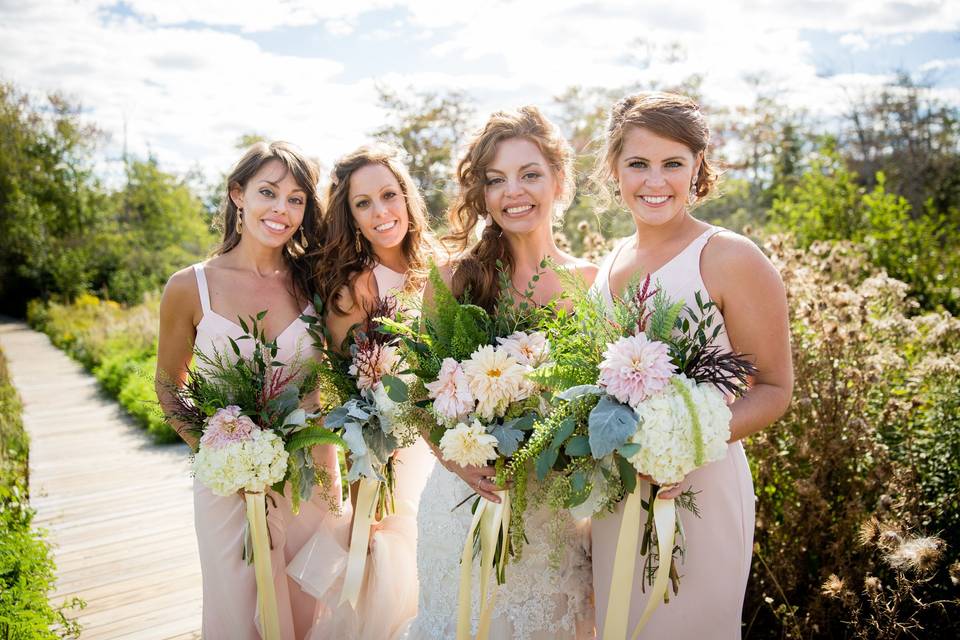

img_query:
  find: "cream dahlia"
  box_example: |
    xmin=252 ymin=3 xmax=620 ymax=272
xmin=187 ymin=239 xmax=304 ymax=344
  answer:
xmin=439 ymin=420 xmax=499 ymax=467
xmin=461 ymin=345 xmax=529 ymax=420
xmin=496 ymin=331 xmax=551 ymax=368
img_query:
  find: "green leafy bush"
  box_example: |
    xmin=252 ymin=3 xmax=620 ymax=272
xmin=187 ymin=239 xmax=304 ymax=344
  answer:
xmin=0 ymin=348 xmax=83 ymax=638
xmin=768 ymin=146 xmax=960 ymax=314
xmin=27 ymin=293 xmax=175 ymax=442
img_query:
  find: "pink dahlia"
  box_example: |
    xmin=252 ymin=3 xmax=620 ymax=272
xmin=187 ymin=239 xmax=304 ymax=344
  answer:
xmin=598 ymin=333 xmax=676 ymax=408
xmin=200 ymin=405 xmax=258 ymax=449
xmin=425 ymin=358 xmax=474 ymax=420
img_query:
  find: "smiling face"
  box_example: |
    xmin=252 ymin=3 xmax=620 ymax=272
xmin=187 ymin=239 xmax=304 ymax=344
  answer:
xmin=348 ymin=162 xmax=410 ymax=255
xmin=615 ymin=125 xmax=702 ymax=227
xmin=483 ymin=137 xmax=562 ymax=236
xmin=230 ymin=158 xmax=307 ymax=250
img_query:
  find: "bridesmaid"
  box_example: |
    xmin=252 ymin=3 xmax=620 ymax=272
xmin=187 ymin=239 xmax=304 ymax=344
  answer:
xmin=155 ymin=141 xmax=342 ymax=639
xmin=589 ymin=92 xmax=794 ymax=637
xmin=302 ymin=143 xmax=438 ymax=639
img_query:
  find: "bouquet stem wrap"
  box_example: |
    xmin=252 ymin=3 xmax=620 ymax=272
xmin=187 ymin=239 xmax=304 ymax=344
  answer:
xmin=457 ymin=490 xmax=511 ymax=640
xmin=246 ymin=491 xmax=281 ymax=640
xmin=340 ymin=477 xmax=381 ymax=608
xmin=602 ymin=489 xmax=676 ymax=640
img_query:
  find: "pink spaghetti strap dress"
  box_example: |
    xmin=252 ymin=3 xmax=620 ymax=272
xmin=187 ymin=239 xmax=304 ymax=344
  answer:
xmin=191 ymin=263 xmax=344 ymax=640
xmin=590 ymin=227 xmax=755 ymax=638
xmin=296 ymin=262 xmax=436 ymax=640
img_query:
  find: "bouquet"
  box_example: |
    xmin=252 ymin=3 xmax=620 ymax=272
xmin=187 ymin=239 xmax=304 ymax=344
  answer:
xmin=509 ymin=271 xmax=755 ymax=640
xmin=381 ymin=262 xmax=551 ymax=639
xmin=301 ymin=296 xmax=421 ymax=608
xmin=166 ymin=311 xmax=345 ymax=640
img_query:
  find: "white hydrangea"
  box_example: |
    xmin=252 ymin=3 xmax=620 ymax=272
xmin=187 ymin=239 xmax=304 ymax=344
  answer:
xmin=194 ymin=428 xmax=289 ymax=496
xmin=626 ymin=375 xmax=731 ymax=485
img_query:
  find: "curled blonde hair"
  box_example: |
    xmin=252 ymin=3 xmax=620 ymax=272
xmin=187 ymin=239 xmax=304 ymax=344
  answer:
xmin=445 ymin=105 xmax=574 ymax=312
xmin=312 ymin=142 xmax=436 ymax=315
xmin=592 ymin=92 xmax=718 ymax=209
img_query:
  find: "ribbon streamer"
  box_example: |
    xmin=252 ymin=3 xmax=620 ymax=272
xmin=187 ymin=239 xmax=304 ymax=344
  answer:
xmin=340 ymin=477 xmax=381 ymax=608
xmin=457 ymin=490 xmax=510 ymax=640
xmin=602 ymin=487 xmax=644 ymax=640
xmin=602 ymin=488 xmax=677 ymax=640
xmin=246 ymin=491 xmax=281 ymax=640
xmin=630 ymin=496 xmax=676 ymax=639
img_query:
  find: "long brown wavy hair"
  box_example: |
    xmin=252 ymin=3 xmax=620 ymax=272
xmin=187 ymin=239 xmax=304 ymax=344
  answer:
xmin=213 ymin=140 xmax=324 ymax=302
xmin=591 ymin=92 xmax=719 ymax=209
xmin=444 ymin=105 xmax=574 ymax=313
xmin=311 ymin=143 xmax=436 ymax=315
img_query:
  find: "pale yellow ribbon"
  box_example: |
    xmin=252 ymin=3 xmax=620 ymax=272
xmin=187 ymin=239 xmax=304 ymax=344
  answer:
xmin=602 ymin=490 xmax=676 ymax=640
xmin=456 ymin=490 xmax=510 ymax=640
xmin=246 ymin=491 xmax=281 ymax=640
xmin=340 ymin=477 xmax=381 ymax=608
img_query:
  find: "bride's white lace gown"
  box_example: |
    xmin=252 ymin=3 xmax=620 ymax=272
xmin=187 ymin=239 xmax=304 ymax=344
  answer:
xmin=403 ymin=463 xmax=595 ymax=639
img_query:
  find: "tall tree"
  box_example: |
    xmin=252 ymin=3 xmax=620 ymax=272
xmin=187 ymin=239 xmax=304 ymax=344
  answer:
xmin=371 ymin=86 xmax=475 ymax=221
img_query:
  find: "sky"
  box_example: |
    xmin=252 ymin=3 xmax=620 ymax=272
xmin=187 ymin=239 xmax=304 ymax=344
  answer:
xmin=1 ymin=0 xmax=958 ymax=184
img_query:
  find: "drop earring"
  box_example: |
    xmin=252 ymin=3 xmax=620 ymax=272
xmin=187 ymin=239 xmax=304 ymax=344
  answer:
xmin=688 ymin=173 xmax=699 ymax=204
xmin=236 ymin=208 xmax=244 ymax=234
xmin=299 ymin=226 xmax=308 ymax=249
xmin=354 ymin=229 xmax=362 ymax=254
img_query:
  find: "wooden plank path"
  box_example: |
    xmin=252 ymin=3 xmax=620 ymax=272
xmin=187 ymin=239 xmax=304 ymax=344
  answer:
xmin=0 ymin=320 xmax=202 ymax=639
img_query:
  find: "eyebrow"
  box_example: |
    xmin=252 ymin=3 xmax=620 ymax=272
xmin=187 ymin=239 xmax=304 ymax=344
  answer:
xmin=257 ymin=179 xmax=305 ymax=194
xmin=351 ymin=184 xmax=399 ymax=201
xmin=623 ymin=156 xmax=686 ymax=163
xmin=486 ymin=162 xmax=544 ymax=175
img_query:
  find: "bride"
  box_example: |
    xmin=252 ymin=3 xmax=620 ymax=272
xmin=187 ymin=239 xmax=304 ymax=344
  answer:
xmin=404 ymin=106 xmax=597 ymax=639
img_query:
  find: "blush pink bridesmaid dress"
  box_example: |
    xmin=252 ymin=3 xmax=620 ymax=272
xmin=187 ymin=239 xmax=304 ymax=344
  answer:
xmin=590 ymin=227 xmax=756 ymax=639
xmin=191 ymin=262 xmax=345 ymax=640
xmin=290 ymin=262 xmax=437 ymax=640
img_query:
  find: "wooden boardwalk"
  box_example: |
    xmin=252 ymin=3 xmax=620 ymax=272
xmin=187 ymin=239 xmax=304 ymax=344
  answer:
xmin=0 ymin=320 xmax=202 ymax=639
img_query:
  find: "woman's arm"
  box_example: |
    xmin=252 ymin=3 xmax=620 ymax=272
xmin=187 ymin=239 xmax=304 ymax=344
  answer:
xmin=155 ymin=268 xmax=201 ymax=450
xmin=703 ymin=233 xmax=794 ymax=443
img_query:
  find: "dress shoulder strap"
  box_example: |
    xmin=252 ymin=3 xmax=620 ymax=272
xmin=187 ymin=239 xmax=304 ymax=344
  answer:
xmin=193 ymin=263 xmax=212 ymax=315
xmin=372 ymin=262 xmax=406 ymax=301
xmin=691 ymin=225 xmax=726 ymax=261
xmin=598 ymin=236 xmax=631 ymax=283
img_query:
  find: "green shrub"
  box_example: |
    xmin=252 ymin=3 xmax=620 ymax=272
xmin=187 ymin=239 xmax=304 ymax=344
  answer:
xmin=768 ymin=147 xmax=960 ymax=314
xmin=0 ymin=349 xmax=83 ymax=638
xmin=117 ymin=357 xmax=177 ymax=443
xmin=27 ymin=293 xmax=172 ymax=443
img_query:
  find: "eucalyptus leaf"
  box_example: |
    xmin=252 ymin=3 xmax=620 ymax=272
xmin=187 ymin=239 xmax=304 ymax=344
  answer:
xmin=535 ymin=446 xmax=559 ymax=481
xmin=381 ymin=374 xmax=409 ymax=402
xmin=618 ymin=442 xmax=642 ymax=458
xmin=489 ymin=421 xmax=524 ymax=456
xmin=550 ymin=415 xmax=576 ymax=450
xmin=588 ymin=395 xmax=638 ymax=459
xmin=616 ymin=453 xmax=638 ymax=494
xmin=565 ymin=435 xmax=591 ymax=457
xmin=556 ymin=384 xmax=602 ymax=401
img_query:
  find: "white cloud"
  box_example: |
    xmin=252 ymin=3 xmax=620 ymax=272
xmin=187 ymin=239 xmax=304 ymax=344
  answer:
xmin=1 ymin=0 xmax=957 ymax=185
xmin=840 ymin=33 xmax=871 ymax=52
